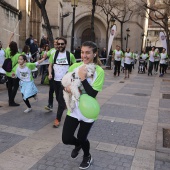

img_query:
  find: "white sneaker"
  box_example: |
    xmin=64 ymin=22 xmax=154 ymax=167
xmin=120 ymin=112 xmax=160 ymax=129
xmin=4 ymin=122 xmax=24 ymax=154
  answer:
xmin=24 ymin=108 xmax=32 ymax=113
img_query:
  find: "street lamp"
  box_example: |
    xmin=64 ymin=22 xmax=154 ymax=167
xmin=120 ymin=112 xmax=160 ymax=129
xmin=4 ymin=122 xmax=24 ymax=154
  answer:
xmin=71 ymin=0 xmax=78 ymax=53
xmin=110 ymin=17 xmax=116 ymax=27
xmin=126 ymin=28 xmax=130 ymax=49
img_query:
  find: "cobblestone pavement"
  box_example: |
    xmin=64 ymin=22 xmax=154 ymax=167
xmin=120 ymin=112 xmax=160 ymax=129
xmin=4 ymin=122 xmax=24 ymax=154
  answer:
xmin=1 ymin=65 xmax=170 ymax=170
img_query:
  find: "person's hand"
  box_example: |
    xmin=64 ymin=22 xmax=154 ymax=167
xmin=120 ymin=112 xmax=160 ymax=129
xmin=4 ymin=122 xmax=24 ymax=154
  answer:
xmin=78 ymin=65 xmax=87 ymax=81
xmin=48 ymin=74 xmax=52 ymax=80
xmin=11 ymin=32 xmax=14 ymax=38
xmin=11 ymin=72 xmax=16 ymax=78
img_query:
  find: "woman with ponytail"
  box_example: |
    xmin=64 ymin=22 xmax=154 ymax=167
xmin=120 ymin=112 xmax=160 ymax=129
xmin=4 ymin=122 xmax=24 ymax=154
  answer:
xmin=62 ymin=41 xmax=105 ymax=169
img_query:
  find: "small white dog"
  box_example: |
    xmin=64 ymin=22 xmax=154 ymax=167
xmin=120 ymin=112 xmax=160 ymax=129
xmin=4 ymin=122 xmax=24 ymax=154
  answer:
xmin=62 ymin=63 xmax=96 ymax=111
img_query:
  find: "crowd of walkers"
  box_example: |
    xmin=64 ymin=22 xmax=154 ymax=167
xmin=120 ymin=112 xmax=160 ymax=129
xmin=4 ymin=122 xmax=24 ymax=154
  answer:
xmin=0 ymin=33 xmax=105 ymax=170
xmin=0 ymin=30 xmax=169 ymax=169
xmin=111 ymin=45 xmax=169 ymax=78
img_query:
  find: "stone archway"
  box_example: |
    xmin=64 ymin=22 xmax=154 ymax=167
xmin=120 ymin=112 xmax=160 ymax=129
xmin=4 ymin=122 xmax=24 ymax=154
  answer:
xmin=81 ymin=28 xmax=95 ymax=44
xmin=74 ymin=15 xmax=106 ymax=49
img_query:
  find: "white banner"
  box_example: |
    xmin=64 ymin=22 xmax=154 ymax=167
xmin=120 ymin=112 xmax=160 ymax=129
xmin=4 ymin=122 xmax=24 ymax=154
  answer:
xmin=107 ymin=25 xmax=117 ymax=58
xmin=159 ymin=32 xmax=167 ymax=52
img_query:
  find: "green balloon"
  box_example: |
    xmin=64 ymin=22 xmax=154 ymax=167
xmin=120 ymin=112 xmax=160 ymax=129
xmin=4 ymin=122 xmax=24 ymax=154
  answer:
xmin=79 ymin=94 xmax=100 ymax=119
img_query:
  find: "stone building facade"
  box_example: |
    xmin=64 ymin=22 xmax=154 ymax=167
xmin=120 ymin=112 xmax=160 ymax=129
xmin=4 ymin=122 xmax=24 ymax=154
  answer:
xmin=0 ymin=0 xmax=146 ymax=53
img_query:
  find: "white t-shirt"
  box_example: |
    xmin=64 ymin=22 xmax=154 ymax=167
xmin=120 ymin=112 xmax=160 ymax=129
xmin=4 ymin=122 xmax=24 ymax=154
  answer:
xmin=113 ymin=50 xmax=123 ymax=61
xmin=124 ymin=52 xmax=132 ymax=64
xmin=16 ymin=62 xmax=38 ymax=81
xmin=0 ymin=49 xmax=5 ymax=66
xmin=141 ymin=53 xmax=148 ymax=60
xmin=53 ymin=52 xmax=69 ymax=81
xmin=155 ymin=53 xmax=160 ymax=62
xmin=149 ymin=51 xmax=156 ymax=62
xmin=160 ymin=53 xmax=167 ymax=64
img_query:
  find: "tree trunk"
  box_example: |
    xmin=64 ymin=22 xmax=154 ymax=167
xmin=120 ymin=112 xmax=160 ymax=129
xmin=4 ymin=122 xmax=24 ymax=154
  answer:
xmin=91 ymin=0 xmax=96 ymax=42
xmin=34 ymin=0 xmax=54 ymax=48
xmin=41 ymin=6 xmax=54 ymax=48
xmin=121 ymin=22 xmax=123 ymax=50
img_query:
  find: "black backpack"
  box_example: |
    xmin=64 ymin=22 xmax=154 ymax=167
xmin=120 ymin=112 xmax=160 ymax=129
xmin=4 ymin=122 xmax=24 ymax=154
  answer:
xmin=54 ymin=50 xmax=71 ymax=66
xmin=2 ymin=58 xmax=12 ymax=72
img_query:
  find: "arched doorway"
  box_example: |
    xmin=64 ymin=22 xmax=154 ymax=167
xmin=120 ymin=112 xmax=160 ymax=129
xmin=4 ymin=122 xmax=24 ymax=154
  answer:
xmin=81 ymin=28 xmax=95 ymax=44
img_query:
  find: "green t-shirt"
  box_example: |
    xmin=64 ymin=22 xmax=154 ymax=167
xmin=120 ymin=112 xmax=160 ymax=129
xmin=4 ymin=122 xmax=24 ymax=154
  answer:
xmin=69 ymin=62 xmax=105 ymax=92
xmin=49 ymin=50 xmax=76 ymax=65
xmin=67 ymin=62 xmax=105 ymax=120
xmin=47 ymin=51 xmax=76 ymax=64
xmin=47 ymin=48 xmax=56 ymax=62
xmin=5 ymin=47 xmax=21 ymax=77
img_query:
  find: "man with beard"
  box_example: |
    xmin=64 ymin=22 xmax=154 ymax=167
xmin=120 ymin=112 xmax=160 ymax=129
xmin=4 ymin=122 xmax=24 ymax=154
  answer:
xmin=48 ymin=37 xmax=76 ymax=128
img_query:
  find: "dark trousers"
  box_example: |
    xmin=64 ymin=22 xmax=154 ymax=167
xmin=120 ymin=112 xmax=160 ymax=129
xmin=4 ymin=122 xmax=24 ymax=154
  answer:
xmin=48 ymin=79 xmax=54 ymax=107
xmin=114 ymin=60 xmax=121 ymax=75
xmin=62 ymin=115 xmax=94 ymax=157
xmin=160 ymin=64 xmax=166 ymax=74
xmin=7 ymin=77 xmax=19 ymax=103
xmin=148 ymin=61 xmax=154 ymax=74
xmin=53 ymin=81 xmax=66 ymax=121
xmin=22 ymin=94 xmax=35 ymax=108
xmin=154 ymin=61 xmax=159 ymax=72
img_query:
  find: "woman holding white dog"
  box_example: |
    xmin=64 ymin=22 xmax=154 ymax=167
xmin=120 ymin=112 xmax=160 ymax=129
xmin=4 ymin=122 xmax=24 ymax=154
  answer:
xmin=62 ymin=41 xmax=105 ymax=169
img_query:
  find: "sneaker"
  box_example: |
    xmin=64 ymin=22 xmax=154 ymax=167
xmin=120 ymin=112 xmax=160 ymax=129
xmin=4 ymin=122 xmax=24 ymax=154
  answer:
xmin=9 ymin=102 xmax=20 ymax=106
xmin=53 ymin=119 xmax=60 ymax=128
xmin=79 ymin=154 xmax=93 ymax=169
xmin=24 ymin=108 xmax=32 ymax=113
xmin=71 ymin=145 xmax=81 ymax=159
xmin=45 ymin=105 xmax=53 ymax=111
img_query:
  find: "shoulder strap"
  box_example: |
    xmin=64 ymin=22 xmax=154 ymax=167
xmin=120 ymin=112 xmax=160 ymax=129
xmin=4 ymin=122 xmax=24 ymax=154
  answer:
xmin=54 ymin=50 xmax=59 ymax=63
xmin=66 ymin=51 xmax=71 ymax=66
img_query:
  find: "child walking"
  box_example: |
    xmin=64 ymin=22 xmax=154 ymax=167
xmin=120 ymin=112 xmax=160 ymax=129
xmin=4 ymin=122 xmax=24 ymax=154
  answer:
xmin=12 ymin=54 xmax=45 ymax=113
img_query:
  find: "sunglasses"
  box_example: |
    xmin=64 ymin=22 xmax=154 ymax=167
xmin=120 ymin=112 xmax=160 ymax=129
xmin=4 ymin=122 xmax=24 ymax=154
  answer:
xmin=57 ymin=43 xmax=65 ymax=46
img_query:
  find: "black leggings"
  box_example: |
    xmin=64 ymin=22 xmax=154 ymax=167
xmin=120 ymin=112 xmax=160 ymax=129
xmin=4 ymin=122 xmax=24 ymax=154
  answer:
xmin=48 ymin=79 xmax=54 ymax=106
xmin=154 ymin=61 xmax=159 ymax=72
xmin=22 ymin=94 xmax=36 ymax=108
xmin=62 ymin=115 xmax=94 ymax=157
xmin=7 ymin=77 xmax=19 ymax=103
xmin=160 ymin=64 xmax=166 ymax=74
xmin=114 ymin=60 xmax=121 ymax=75
xmin=53 ymin=81 xmax=66 ymax=121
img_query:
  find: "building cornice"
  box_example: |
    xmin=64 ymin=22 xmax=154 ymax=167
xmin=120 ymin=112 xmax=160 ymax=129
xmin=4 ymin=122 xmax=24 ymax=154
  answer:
xmin=0 ymin=0 xmax=20 ymax=15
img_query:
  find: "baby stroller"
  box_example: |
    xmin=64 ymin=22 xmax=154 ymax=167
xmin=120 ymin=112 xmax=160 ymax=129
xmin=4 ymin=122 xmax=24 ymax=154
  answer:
xmin=138 ymin=58 xmax=146 ymax=73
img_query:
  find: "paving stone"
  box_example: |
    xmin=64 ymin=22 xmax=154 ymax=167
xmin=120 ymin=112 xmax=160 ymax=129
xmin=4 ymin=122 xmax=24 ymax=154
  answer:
xmin=118 ymin=87 xmax=151 ymax=96
xmin=29 ymin=143 xmax=133 ymax=170
xmin=131 ymin=79 xmax=154 ymax=84
xmin=155 ymin=160 xmax=170 ymax=170
xmin=0 ymin=108 xmax=55 ymax=131
xmin=103 ymin=81 xmax=114 ymax=86
xmin=160 ymin=86 xmax=170 ymax=93
xmin=159 ymin=99 xmax=170 ymax=109
xmin=124 ymin=83 xmax=153 ymax=90
xmin=100 ymin=104 xmax=146 ymax=120
xmin=158 ymin=110 xmax=170 ymax=123
xmin=108 ymin=94 xmax=149 ymax=107
xmin=0 ymin=131 xmax=25 ymax=153
xmin=161 ymin=81 xmax=170 ymax=86
xmin=88 ymin=120 xmax=142 ymax=147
